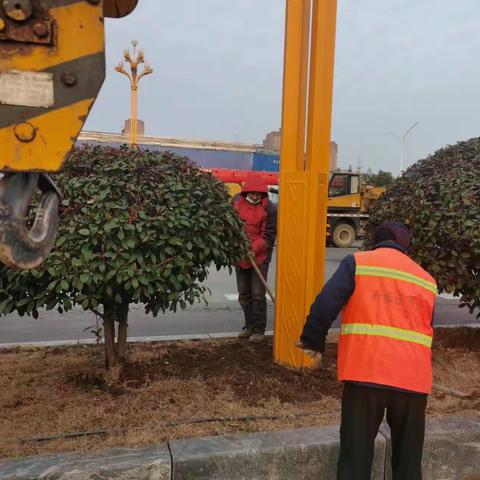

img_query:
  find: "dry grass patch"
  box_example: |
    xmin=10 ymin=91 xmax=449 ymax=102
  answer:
xmin=0 ymin=328 xmax=478 ymax=459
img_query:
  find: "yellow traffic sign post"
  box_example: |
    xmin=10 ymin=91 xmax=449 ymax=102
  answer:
xmin=274 ymin=0 xmax=337 ymax=369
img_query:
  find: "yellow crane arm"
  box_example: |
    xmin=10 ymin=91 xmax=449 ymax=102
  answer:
xmin=0 ymin=0 xmax=139 ymax=269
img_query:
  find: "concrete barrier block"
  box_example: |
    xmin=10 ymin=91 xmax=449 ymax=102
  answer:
xmin=0 ymin=444 xmax=171 ymax=480
xmin=382 ymin=416 xmax=480 ymax=480
xmin=169 ymin=425 xmax=386 ymax=480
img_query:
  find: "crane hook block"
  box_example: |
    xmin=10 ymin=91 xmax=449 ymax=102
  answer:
xmin=0 ymin=173 xmax=60 ymax=270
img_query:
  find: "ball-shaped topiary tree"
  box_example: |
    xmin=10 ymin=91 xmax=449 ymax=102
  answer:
xmin=366 ymin=137 xmax=480 ymax=318
xmin=0 ymin=146 xmax=249 ymax=367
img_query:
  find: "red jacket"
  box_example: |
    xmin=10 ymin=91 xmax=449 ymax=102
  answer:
xmin=234 ymin=195 xmax=269 ymax=268
xmin=233 ymin=177 xmax=277 ymax=269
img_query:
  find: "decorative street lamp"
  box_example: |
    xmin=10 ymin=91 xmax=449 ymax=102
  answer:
xmin=115 ymin=40 xmax=153 ymax=146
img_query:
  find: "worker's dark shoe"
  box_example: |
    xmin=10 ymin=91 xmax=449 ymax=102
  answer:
xmin=249 ymin=333 xmax=265 ymax=343
xmin=238 ymin=328 xmax=253 ymax=339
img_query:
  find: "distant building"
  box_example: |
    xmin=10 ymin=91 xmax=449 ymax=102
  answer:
xmin=330 ymin=141 xmax=338 ymax=171
xmin=263 ymin=130 xmax=282 ymax=151
xmin=262 ymin=129 xmax=338 ymax=171
xmin=121 ymin=119 xmax=145 ymax=136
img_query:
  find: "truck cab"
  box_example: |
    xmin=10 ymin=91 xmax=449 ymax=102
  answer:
xmin=328 ymin=172 xmax=361 ymax=211
xmin=327 ymin=171 xmax=385 ymax=248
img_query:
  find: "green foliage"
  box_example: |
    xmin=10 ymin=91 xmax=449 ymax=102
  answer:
xmin=0 ymin=146 xmax=249 ymax=319
xmin=366 ymin=137 xmax=480 ymax=317
xmin=363 ymin=169 xmax=394 ymax=187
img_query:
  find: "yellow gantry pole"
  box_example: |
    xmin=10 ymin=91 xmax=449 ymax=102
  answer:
xmin=274 ymin=0 xmax=338 ymax=369
xmin=304 ymin=0 xmax=338 ymax=307
xmin=274 ymin=0 xmax=312 ymax=369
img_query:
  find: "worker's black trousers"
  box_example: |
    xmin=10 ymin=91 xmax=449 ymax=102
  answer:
xmin=337 ymin=383 xmax=427 ymax=480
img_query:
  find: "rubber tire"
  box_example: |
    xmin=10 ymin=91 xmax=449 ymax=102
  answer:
xmin=332 ymin=223 xmax=356 ymax=248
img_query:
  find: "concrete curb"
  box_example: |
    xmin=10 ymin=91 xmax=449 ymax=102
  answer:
xmin=0 ymin=331 xmax=275 ymax=349
xmin=1 ymin=417 xmax=478 ymax=479
xmin=2 ymin=324 xmax=478 ymax=349
xmin=169 ymin=425 xmax=386 ymax=480
xmin=0 ymin=445 xmax=171 ymax=479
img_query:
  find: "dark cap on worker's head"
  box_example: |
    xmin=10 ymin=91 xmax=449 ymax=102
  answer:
xmin=372 ymin=222 xmax=411 ymax=251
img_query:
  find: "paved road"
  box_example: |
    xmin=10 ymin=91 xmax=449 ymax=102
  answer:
xmin=0 ymin=247 xmax=477 ymax=345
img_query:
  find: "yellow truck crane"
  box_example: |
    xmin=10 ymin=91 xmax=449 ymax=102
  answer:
xmin=327 ymin=171 xmax=385 ymax=248
xmin=0 ymin=0 xmax=138 ymax=269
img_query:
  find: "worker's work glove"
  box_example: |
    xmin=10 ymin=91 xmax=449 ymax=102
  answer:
xmin=295 ymin=341 xmax=322 ymax=368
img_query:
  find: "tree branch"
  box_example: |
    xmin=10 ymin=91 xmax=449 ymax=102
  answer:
xmin=90 ymin=307 xmax=104 ymax=319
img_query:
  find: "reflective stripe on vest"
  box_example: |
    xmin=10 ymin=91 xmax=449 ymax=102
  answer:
xmin=341 ymin=323 xmax=433 ymax=348
xmin=356 ymin=265 xmax=438 ymax=295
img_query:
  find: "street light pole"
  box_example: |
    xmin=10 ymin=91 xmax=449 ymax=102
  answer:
xmin=115 ymin=40 xmax=153 ymax=146
xmin=387 ymin=121 xmax=419 ymax=173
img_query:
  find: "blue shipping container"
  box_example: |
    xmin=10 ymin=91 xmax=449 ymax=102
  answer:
xmin=76 ymin=139 xmax=254 ymax=171
xmin=252 ymin=152 xmax=280 ymax=172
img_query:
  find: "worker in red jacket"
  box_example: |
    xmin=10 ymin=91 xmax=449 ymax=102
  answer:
xmin=233 ymin=177 xmax=277 ymax=342
xmin=297 ymin=222 xmax=436 ymax=480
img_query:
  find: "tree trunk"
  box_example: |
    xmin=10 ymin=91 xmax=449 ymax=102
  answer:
xmin=103 ymin=309 xmax=117 ymax=369
xmin=117 ymin=302 xmax=129 ymax=365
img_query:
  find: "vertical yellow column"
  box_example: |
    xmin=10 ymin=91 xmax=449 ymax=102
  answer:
xmin=274 ymin=0 xmax=337 ymax=369
xmin=274 ymin=0 xmax=311 ymax=369
xmin=304 ymin=0 xmax=338 ymax=307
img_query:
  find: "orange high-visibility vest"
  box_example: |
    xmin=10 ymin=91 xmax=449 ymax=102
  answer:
xmin=338 ymin=248 xmax=437 ymax=394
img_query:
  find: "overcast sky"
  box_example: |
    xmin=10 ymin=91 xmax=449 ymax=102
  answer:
xmin=84 ymin=0 xmax=480 ymax=175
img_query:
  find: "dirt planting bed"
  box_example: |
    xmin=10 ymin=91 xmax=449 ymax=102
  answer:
xmin=0 ymin=327 xmax=478 ymax=458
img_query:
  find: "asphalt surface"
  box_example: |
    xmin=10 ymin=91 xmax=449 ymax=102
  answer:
xmin=0 ymin=247 xmax=477 ymax=345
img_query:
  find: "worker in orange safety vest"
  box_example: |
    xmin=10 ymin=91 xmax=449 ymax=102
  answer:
xmin=297 ymin=222 xmax=437 ymax=480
